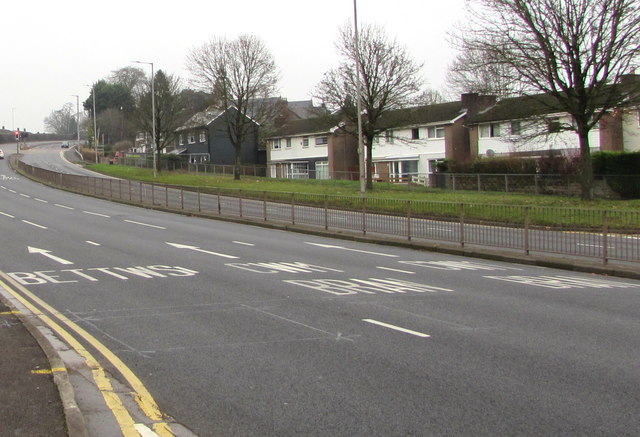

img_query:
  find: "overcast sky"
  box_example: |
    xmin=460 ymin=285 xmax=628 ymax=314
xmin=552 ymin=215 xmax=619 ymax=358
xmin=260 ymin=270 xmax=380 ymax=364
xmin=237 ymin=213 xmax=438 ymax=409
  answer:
xmin=2 ymin=0 xmax=466 ymax=133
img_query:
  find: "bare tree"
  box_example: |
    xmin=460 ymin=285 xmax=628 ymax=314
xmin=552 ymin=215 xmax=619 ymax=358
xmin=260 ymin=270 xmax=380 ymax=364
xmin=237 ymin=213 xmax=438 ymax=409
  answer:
xmin=412 ymin=88 xmax=447 ymax=106
xmin=135 ymin=70 xmax=184 ymax=172
xmin=445 ymin=46 xmax=522 ymax=99
xmin=458 ymin=0 xmax=640 ymax=200
xmin=315 ymin=23 xmax=423 ymax=190
xmin=186 ymin=34 xmax=279 ymax=180
xmin=44 ymin=103 xmax=76 ymax=135
xmin=110 ymin=66 xmax=147 ymax=96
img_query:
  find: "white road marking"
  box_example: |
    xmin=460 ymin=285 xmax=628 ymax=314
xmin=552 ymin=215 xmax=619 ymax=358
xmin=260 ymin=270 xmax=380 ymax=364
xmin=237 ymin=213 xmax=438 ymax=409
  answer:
xmin=83 ymin=210 xmax=111 ymax=218
xmin=362 ymin=319 xmax=431 ymax=338
xmin=19 ymin=193 xmax=30 ymax=198
xmin=54 ymin=204 xmax=74 ymax=210
xmin=22 ymin=220 xmax=47 ymax=229
xmin=166 ymin=242 xmax=239 ymax=259
xmin=124 ymin=219 xmax=166 ymax=229
xmin=9 ymin=189 xmax=16 ymax=193
xmin=305 ymin=242 xmax=399 ymax=257
xmin=376 ymin=266 xmax=415 ymax=274
xmin=134 ymin=424 xmax=160 ymax=437
xmin=34 ymin=198 xmax=48 ymax=203
xmin=233 ymin=241 xmax=255 ymax=246
xmin=0 ymin=211 xmax=15 ymax=218
xmin=28 ymin=246 xmax=74 ymax=265
xmin=86 ymin=241 xmax=101 ymax=246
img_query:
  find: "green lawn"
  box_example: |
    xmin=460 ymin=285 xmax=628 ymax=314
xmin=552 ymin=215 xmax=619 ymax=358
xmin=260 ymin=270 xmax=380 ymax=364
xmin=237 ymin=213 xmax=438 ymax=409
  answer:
xmin=87 ymin=164 xmax=640 ymax=211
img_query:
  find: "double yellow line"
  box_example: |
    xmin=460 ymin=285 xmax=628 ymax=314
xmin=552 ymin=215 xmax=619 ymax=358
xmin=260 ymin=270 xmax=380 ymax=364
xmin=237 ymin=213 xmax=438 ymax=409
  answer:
xmin=0 ymin=271 xmax=174 ymax=437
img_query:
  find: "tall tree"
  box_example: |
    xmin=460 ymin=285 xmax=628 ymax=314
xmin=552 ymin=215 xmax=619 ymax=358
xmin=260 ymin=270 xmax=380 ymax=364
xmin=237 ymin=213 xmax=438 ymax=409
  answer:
xmin=135 ymin=70 xmax=184 ymax=172
xmin=187 ymin=34 xmax=279 ymax=180
xmin=44 ymin=103 xmax=77 ymax=135
xmin=457 ymin=0 xmax=640 ymax=200
xmin=315 ymin=23 xmax=423 ymax=190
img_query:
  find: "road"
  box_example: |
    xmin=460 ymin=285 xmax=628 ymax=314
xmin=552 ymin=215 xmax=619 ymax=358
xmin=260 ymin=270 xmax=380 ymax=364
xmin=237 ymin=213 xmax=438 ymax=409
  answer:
xmin=1 ymin=148 xmax=640 ymax=436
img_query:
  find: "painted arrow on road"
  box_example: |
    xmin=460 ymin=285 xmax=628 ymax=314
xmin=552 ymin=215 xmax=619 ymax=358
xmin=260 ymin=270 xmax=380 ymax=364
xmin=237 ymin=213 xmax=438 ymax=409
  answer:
xmin=27 ymin=246 xmax=74 ymax=265
xmin=304 ymin=242 xmax=399 ymax=257
xmin=166 ymin=242 xmax=239 ymax=259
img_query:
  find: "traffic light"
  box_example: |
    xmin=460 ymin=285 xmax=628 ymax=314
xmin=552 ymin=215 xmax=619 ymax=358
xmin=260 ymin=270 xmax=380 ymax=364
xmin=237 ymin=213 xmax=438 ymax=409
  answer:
xmin=14 ymin=130 xmax=19 ymax=140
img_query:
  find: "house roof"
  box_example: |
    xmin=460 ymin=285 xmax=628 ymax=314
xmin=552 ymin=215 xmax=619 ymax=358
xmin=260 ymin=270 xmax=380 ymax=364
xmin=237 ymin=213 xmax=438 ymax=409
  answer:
xmin=376 ymin=101 xmax=467 ymax=129
xmin=286 ymin=100 xmax=319 ymax=119
xmin=467 ymin=76 xmax=640 ymax=124
xmin=176 ymin=106 xmax=223 ymax=131
xmin=268 ymin=114 xmax=342 ymax=138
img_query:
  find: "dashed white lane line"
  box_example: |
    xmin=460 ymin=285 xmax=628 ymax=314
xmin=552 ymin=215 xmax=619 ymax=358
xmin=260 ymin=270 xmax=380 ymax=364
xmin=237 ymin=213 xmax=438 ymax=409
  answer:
xmin=55 ymin=204 xmax=74 ymax=210
xmin=233 ymin=241 xmax=255 ymax=246
xmin=86 ymin=241 xmax=101 ymax=246
xmin=376 ymin=266 xmax=415 ymax=274
xmin=19 ymin=193 xmax=30 ymax=198
xmin=83 ymin=210 xmax=111 ymax=218
xmin=124 ymin=219 xmax=166 ymax=230
xmin=22 ymin=220 xmax=48 ymax=229
xmin=35 ymin=198 xmax=48 ymax=203
xmin=362 ymin=319 xmax=431 ymax=338
xmin=0 ymin=211 xmax=15 ymax=218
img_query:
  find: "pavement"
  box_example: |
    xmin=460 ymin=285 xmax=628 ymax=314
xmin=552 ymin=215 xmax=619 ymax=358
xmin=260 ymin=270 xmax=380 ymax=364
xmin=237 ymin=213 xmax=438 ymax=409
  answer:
xmin=0 ymin=298 xmax=68 ymax=437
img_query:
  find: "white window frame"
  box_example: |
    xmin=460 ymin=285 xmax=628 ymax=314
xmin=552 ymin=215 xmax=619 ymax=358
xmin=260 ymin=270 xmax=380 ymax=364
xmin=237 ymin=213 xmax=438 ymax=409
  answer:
xmin=480 ymin=123 xmax=502 ymax=138
xmin=315 ymin=136 xmax=328 ymax=146
xmin=272 ymin=138 xmax=281 ymax=150
xmin=385 ymin=130 xmax=394 ymax=144
xmin=427 ymin=126 xmax=445 ymax=139
xmin=286 ymin=138 xmax=292 ymax=148
xmin=188 ymin=132 xmax=196 ymax=144
xmin=178 ymin=134 xmax=184 ymax=146
xmin=302 ymin=136 xmax=309 ymax=148
xmin=199 ymin=130 xmax=207 ymax=143
xmin=411 ymin=127 xmax=420 ymax=140
xmin=510 ymin=120 xmax=522 ymax=136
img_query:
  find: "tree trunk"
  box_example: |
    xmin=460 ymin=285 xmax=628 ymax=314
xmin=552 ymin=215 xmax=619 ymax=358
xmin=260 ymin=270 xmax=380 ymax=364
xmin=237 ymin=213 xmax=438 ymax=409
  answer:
xmin=234 ymin=145 xmax=241 ymax=180
xmin=578 ymin=129 xmax=594 ymax=201
xmin=366 ymin=140 xmax=374 ymax=190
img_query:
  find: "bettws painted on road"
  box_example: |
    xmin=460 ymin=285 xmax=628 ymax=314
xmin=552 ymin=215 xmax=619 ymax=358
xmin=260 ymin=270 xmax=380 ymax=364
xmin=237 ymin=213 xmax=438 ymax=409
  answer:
xmin=7 ymin=265 xmax=197 ymax=285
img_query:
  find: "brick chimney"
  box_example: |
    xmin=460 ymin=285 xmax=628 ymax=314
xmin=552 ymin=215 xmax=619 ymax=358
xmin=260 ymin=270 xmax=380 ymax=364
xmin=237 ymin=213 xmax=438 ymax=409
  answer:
xmin=461 ymin=93 xmax=496 ymax=115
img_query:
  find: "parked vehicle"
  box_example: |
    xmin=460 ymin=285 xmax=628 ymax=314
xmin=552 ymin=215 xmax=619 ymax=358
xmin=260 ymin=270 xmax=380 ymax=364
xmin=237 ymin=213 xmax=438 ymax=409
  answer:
xmin=61 ymin=142 xmax=70 ymax=148
xmin=0 ymin=149 xmax=4 ymax=159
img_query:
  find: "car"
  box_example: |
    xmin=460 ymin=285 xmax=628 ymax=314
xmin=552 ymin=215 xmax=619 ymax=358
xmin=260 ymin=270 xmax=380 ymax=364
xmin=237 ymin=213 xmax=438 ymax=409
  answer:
xmin=0 ymin=149 xmax=4 ymax=159
xmin=61 ymin=142 xmax=70 ymax=148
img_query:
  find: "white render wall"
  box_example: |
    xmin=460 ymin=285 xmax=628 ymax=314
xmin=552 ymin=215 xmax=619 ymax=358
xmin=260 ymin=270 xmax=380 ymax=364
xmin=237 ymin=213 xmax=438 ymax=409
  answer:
xmin=269 ymin=134 xmax=328 ymax=162
xmin=373 ymin=126 xmax=446 ymax=173
xmin=477 ymin=115 xmax=601 ymax=157
xmin=622 ymin=109 xmax=640 ymax=152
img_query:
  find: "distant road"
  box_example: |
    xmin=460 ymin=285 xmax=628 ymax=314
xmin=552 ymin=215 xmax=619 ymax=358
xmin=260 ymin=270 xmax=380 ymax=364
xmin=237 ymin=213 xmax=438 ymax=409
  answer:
xmin=18 ymin=141 xmax=111 ymax=177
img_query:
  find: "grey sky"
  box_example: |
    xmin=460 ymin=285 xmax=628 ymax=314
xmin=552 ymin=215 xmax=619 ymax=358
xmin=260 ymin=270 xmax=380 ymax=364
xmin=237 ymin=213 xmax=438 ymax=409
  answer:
xmin=2 ymin=0 xmax=465 ymax=133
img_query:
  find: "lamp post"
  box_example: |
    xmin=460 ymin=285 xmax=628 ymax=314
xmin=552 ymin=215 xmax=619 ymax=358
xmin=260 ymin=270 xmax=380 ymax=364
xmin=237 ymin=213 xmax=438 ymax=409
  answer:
xmin=71 ymin=95 xmax=80 ymax=148
xmin=133 ymin=60 xmax=156 ymax=178
xmin=353 ymin=0 xmax=366 ymax=196
xmin=84 ymin=84 xmax=98 ymax=163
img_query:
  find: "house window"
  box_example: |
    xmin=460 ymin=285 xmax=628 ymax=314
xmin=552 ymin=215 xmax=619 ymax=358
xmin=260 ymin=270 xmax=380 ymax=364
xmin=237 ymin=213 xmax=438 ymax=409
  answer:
xmin=272 ymin=139 xmax=281 ymax=150
xmin=385 ymin=130 xmax=394 ymax=144
xmin=199 ymin=131 xmax=207 ymax=143
xmin=480 ymin=123 xmax=502 ymax=138
xmin=510 ymin=121 xmax=522 ymax=136
xmin=188 ymin=132 xmax=195 ymax=144
xmin=411 ymin=127 xmax=420 ymax=140
xmin=315 ymin=161 xmax=329 ymax=180
xmin=547 ymin=117 xmax=561 ymax=133
xmin=315 ymin=136 xmax=328 ymax=146
xmin=302 ymin=136 xmax=309 ymax=148
xmin=286 ymin=138 xmax=292 ymax=148
xmin=427 ymin=126 xmax=445 ymax=139
xmin=178 ymin=134 xmax=184 ymax=146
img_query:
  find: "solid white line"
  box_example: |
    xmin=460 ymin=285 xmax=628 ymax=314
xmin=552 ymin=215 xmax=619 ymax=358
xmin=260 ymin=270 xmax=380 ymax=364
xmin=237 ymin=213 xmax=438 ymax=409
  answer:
xmin=86 ymin=241 xmax=101 ymax=246
xmin=233 ymin=241 xmax=255 ymax=246
xmin=0 ymin=211 xmax=15 ymax=218
xmin=35 ymin=198 xmax=48 ymax=203
xmin=83 ymin=211 xmax=111 ymax=218
xmin=124 ymin=219 xmax=166 ymax=229
xmin=376 ymin=266 xmax=415 ymax=274
xmin=22 ymin=220 xmax=48 ymax=229
xmin=362 ymin=319 xmax=431 ymax=338
xmin=54 ymin=204 xmax=74 ymax=210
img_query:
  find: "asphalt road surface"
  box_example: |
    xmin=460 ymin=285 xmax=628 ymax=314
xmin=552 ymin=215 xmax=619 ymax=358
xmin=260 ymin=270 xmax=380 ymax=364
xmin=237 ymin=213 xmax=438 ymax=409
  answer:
xmin=1 ymin=152 xmax=639 ymax=436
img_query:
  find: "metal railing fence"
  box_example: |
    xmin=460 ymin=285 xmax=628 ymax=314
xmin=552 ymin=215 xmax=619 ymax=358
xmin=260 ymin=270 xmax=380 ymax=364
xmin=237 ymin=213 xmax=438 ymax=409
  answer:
xmin=17 ymin=160 xmax=640 ymax=265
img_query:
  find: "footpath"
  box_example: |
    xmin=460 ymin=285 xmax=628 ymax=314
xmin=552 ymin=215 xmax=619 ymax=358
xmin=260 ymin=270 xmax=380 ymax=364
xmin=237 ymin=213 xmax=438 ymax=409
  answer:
xmin=0 ymin=298 xmax=68 ymax=436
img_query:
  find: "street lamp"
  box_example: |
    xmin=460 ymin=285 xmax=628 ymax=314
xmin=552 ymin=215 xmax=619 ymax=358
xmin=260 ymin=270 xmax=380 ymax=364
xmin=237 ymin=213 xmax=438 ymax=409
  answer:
xmin=71 ymin=95 xmax=80 ymax=148
xmin=353 ymin=0 xmax=366 ymax=196
xmin=84 ymin=84 xmax=98 ymax=163
xmin=133 ymin=60 xmax=156 ymax=178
